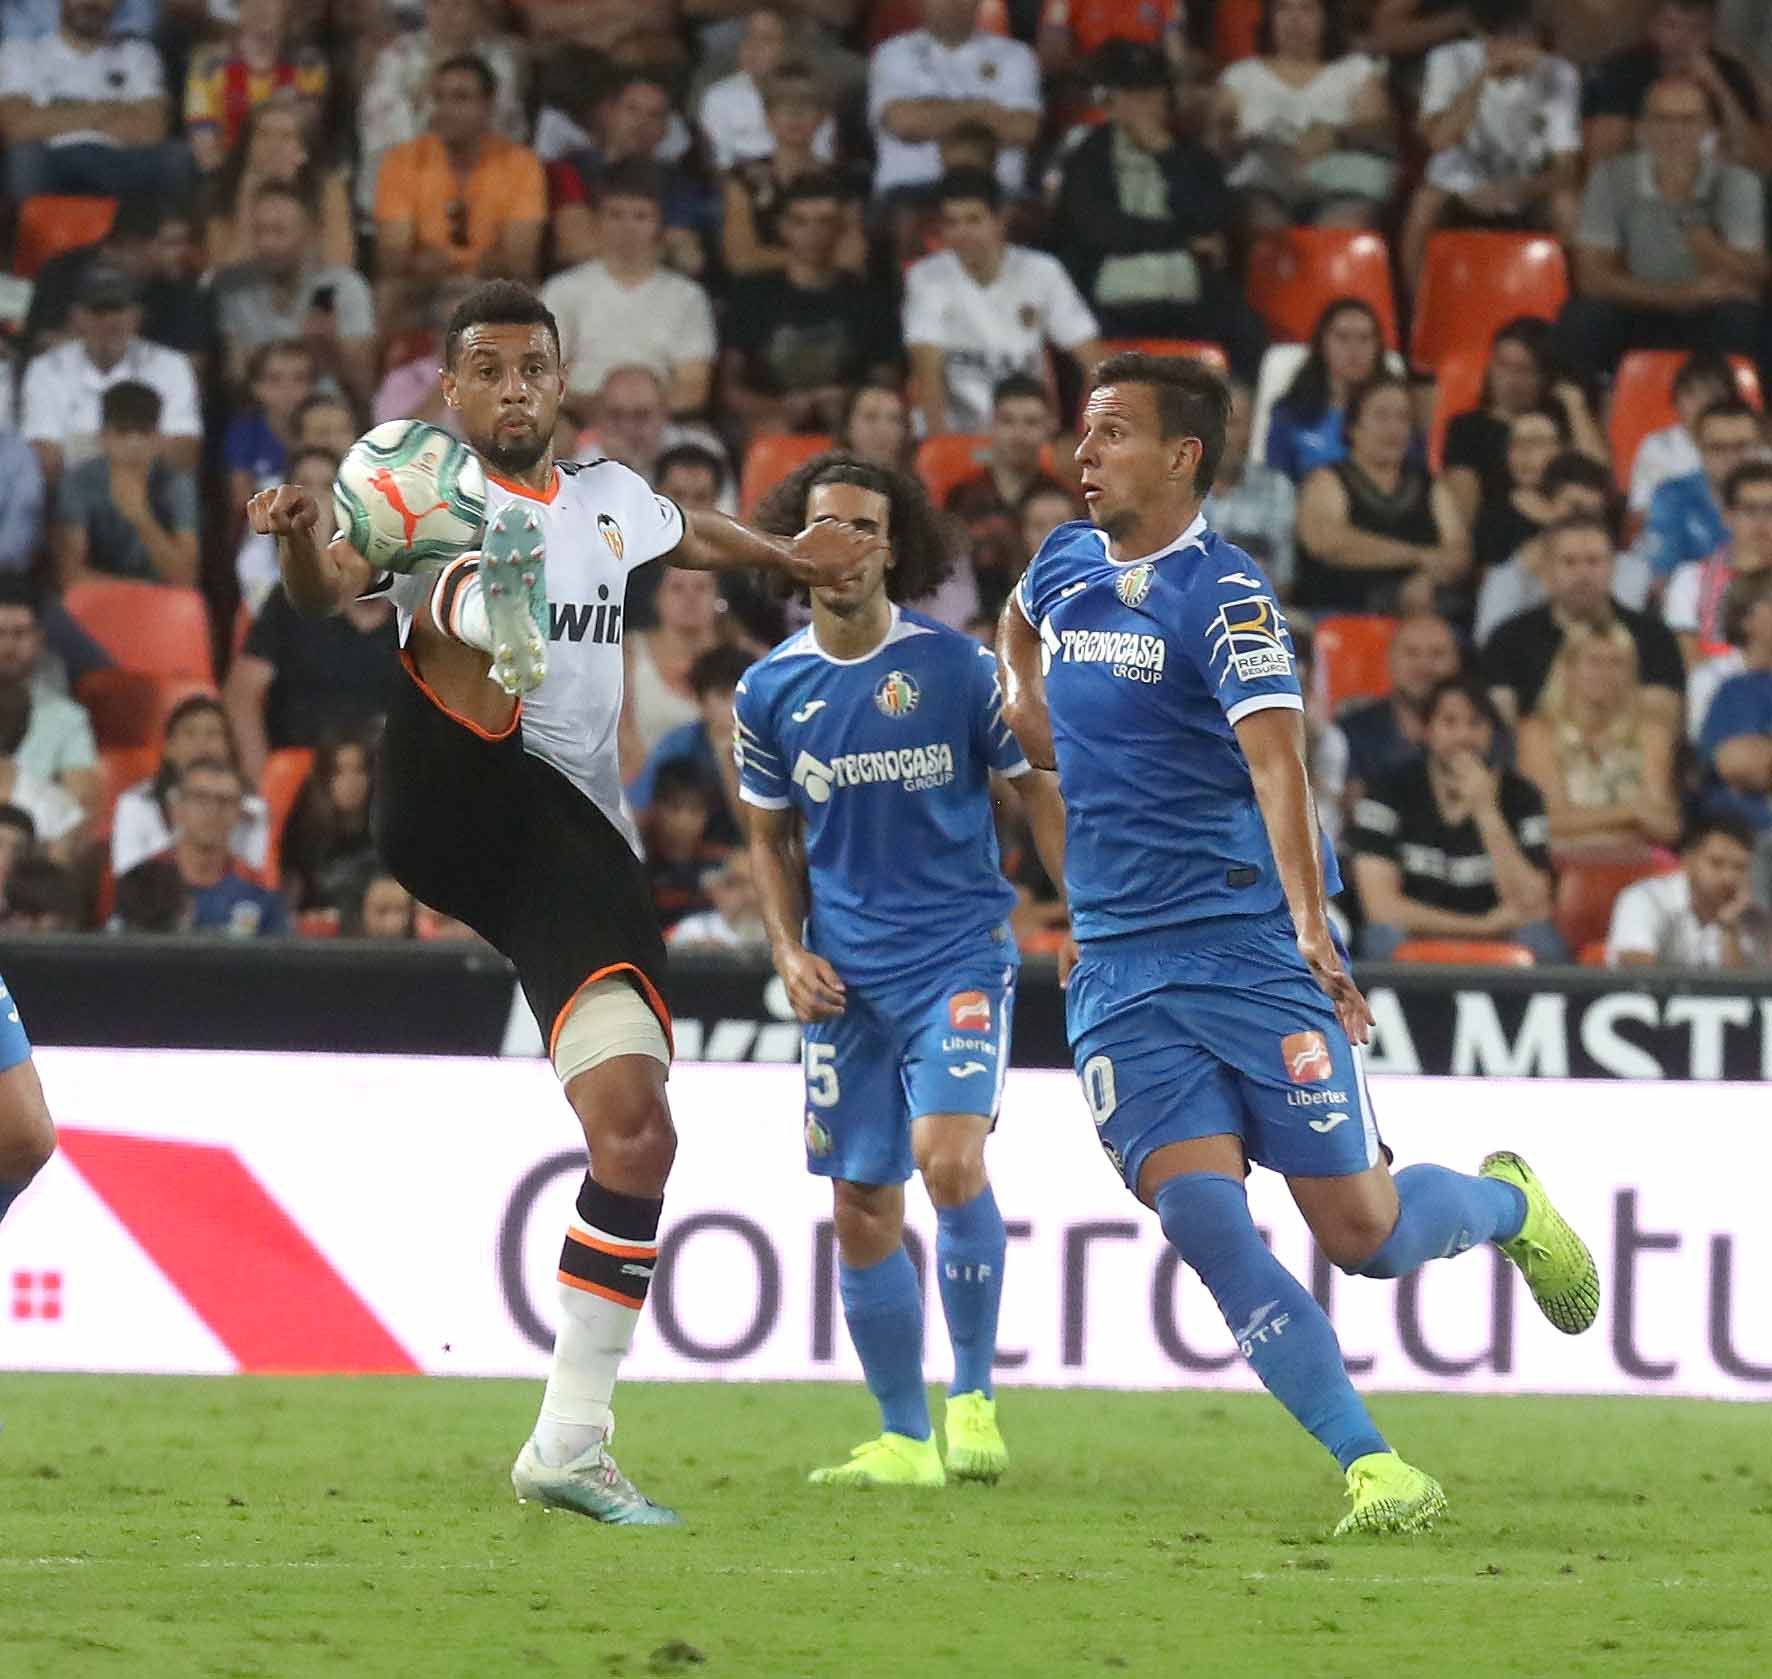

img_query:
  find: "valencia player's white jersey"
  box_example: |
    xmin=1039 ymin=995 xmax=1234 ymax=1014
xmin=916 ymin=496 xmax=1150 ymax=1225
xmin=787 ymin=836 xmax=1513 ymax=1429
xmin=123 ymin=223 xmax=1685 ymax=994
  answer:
xmin=380 ymin=457 xmax=685 ymax=854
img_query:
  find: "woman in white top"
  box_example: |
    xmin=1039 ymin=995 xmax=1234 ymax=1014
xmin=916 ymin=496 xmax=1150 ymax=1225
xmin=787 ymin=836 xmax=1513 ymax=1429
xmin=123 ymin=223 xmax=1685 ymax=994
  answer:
xmin=1210 ymin=0 xmax=1395 ymax=228
xmin=111 ymin=695 xmax=270 ymax=878
xmin=620 ymin=567 xmax=723 ymax=779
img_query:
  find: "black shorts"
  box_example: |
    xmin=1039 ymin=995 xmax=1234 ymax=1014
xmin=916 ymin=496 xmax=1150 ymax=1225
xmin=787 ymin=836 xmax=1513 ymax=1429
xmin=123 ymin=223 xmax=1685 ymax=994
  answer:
xmin=374 ymin=655 xmax=671 ymax=1057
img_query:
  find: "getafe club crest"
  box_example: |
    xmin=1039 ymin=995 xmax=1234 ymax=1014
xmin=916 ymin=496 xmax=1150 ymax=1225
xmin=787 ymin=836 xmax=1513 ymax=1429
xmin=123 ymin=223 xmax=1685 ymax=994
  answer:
xmin=805 ymin=1115 xmax=833 ymax=1158
xmin=874 ymin=669 xmax=920 ymax=717
xmin=1115 ymin=563 xmax=1154 ymax=608
xmin=597 ymin=513 xmax=624 ymax=560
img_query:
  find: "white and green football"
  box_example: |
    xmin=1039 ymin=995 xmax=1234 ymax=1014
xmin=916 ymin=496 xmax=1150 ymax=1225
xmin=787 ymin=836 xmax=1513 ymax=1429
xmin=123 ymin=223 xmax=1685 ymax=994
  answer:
xmin=333 ymin=420 xmax=487 ymax=572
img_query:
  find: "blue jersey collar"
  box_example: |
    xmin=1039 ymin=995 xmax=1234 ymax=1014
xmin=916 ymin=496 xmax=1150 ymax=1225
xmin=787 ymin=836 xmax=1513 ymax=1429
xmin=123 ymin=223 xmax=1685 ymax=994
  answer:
xmin=1094 ymin=511 xmax=1209 ymax=568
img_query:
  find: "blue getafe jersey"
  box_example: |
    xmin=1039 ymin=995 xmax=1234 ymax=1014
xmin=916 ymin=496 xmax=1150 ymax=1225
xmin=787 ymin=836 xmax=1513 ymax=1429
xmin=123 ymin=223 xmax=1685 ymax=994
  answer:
xmin=734 ymin=607 xmax=1027 ymax=987
xmin=1015 ymin=513 xmax=1342 ymax=944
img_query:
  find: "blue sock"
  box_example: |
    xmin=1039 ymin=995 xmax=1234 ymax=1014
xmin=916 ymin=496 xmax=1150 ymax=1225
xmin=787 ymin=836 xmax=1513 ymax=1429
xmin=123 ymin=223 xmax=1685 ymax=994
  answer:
xmin=839 ymin=1248 xmax=930 ymax=1441
xmin=0 ymin=1180 xmax=25 ymax=1225
xmin=1355 ymin=1164 xmax=1528 ymax=1279
xmin=936 ymin=1185 xmax=1006 ymax=1398
xmin=1156 ymin=1172 xmax=1387 ymax=1471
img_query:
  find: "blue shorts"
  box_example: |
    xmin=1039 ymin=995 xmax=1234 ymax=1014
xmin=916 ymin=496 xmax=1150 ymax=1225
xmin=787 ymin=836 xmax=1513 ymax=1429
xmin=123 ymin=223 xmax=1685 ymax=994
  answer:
xmin=800 ymin=955 xmax=1017 ymax=1185
xmin=0 ymin=971 xmax=31 ymax=1073
xmin=1065 ymin=912 xmax=1381 ymax=1194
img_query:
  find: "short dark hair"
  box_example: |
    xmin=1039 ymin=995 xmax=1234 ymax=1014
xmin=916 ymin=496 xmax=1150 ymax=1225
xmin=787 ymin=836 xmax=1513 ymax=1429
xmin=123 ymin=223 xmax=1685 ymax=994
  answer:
xmin=655 ymin=443 xmax=725 ymax=489
xmin=0 ymin=576 xmax=41 ymax=618
xmin=247 ymin=338 xmax=314 ymax=385
xmin=1724 ymin=460 xmax=1772 ymax=508
xmin=0 ymin=802 xmax=36 ymax=846
xmin=753 ymin=452 xmax=955 ymax=603
xmin=992 ymin=373 xmax=1051 ymax=411
xmin=651 ymin=758 xmax=713 ymax=807
xmin=1544 ymin=511 xmax=1613 ymax=555
xmin=1541 ymin=451 xmax=1613 ymax=501
xmin=689 ymin=644 xmax=753 ymax=700
xmin=1672 ymin=350 xmax=1735 ymax=401
xmin=101 ymin=380 xmax=162 ymax=433
xmin=1474 ymin=0 xmax=1536 ymax=31
xmin=936 ymin=167 xmax=1002 ymax=213
xmin=1721 ymin=568 xmax=1772 ymax=646
xmin=110 ymin=194 xmax=165 ymax=243
xmin=1256 ymin=0 xmax=1347 ymax=58
xmin=1344 ymin=370 xmax=1413 ymax=436
xmin=434 ymin=52 xmax=497 ymax=100
xmin=1683 ymin=813 xmax=1755 ymax=854
xmin=1089 ymin=351 xmax=1231 ymax=491
xmin=113 ymin=856 xmax=190 ymax=934
xmin=599 ymin=157 xmax=666 ymax=208
xmin=1696 ymin=396 xmax=1761 ymax=434
xmin=444 ymin=280 xmax=561 ymax=370
xmin=5 ymin=855 xmax=80 ymax=925
xmin=779 ymin=171 xmax=848 ymax=211
xmin=1424 ymin=675 xmax=1501 ymax=732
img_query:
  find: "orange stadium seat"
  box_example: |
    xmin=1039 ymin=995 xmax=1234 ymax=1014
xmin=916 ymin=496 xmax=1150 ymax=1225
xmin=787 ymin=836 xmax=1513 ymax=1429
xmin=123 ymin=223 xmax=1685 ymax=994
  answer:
xmin=1553 ymin=854 xmax=1679 ymax=954
xmin=259 ymin=747 xmax=316 ymax=888
xmin=1607 ymin=351 xmax=1764 ymax=493
xmin=63 ymin=579 xmax=214 ymax=682
xmin=867 ymin=0 xmax=1006 ymax=45
xmin=1215 ymin=0 xmax=1262 ymax=63
xmin=1313 ymin=614 xmax=1397 ymax=712
xmin=1579 ymin=940 xmax=1609 ymax=967
xmin=1410 ymin=233 xmax=1569 ymax=373
xmin=294 ymin=908 xmax=341 ymax=938
xmin=1391 ymin=939 xmax=1537 ymax=967
xmin=1246 ymin=229 xmax=1399 ymax=350
xmin=76 ymin=673 xmax=216 ymax=750
xmin=1100 ymin=338 xmax=1229 ymax=372
xmin=13 ymin=194 xmax=116 ymax=279
xmin=1428 ymin=346 xmax=1488 ymax=473
xmin=915 ymin=434 xmax=992 ymax=504
xmin=740 ymin=433 xmax=832 ymax=517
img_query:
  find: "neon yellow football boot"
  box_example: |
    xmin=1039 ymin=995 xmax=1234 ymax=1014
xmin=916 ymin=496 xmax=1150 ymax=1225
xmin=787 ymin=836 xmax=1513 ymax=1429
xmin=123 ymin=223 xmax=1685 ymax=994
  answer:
xmin=1481 ymin=1150 xmax=1601 ymax=1334
xmin=1333 ymin=1451 xmax=1448 ymax=1536
xmin=944 ymin=1392 xmax=1008 ymax=1484
xmin=808 ymin=1432 xmax=945 ymax=1488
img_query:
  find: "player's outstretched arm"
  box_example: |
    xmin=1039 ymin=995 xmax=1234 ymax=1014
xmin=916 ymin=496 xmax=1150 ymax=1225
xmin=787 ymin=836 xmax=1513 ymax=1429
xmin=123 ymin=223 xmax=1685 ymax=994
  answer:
xmin=996 ymin=594 xmax=1055 ymax=771
xmin=745 ymin=803 xmax=846 ymax=1022
xmin=667 ymin=508 xmax=875 ymax=592
xmin=246 ymin=485 xmax=375 ymax=618
xmin=1236 ymin=707 xmax=1374 ymax=1045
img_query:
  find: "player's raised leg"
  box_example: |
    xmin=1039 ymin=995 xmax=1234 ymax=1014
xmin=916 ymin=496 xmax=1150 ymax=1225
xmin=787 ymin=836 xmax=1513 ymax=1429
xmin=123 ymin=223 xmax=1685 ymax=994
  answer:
xmin=0 ymin=977 xmax=54 ymax=1229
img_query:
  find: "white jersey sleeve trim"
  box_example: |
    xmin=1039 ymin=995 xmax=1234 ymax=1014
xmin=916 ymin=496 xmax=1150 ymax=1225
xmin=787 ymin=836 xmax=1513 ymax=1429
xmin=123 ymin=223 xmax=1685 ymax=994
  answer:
xmin=738 ymin=787 xmax=792 ymax=810
xmin=998 ymin=758 xmax=1034 ymax=778
xmin=1224 ymin=692 xmax=1305 ymax=726
xmin=1012 ymin=587 xmax=1035 ymax=625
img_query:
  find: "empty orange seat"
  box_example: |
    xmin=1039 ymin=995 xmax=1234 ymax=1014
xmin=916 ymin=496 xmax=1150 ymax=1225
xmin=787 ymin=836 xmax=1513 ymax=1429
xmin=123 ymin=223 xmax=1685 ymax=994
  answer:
xmin=739 ymin=433 xmax=833 ymax=517
xmin=1100 ymin=338 xmax=1229 ymax=372
xmin=1246 ymin=229 xmax=1400 ymax=350
xmin=14 ymin=194 xmax=117 ymax=279
xmin=1607 ymin=351 xmax=1763 ymax=493
xmin=76 ymin=673 xmax=217 ymax=750
xmin=1410 ymin=234 xmax=1569 ymax=373
xmin=294 ymin=907 xmax=341 ymax=938
xmin=1214 ymin=0 xmax=1262 ymax=62
xmin=1313 ymin=614 xmax=1398 ymax=713
xmin=259 ymin=747 xmax=316 ymax=888
xmin=1579 ymin=939 xmax=1609 ymax=967
xmin=914 ymin=434 xmax=992 ymax=504
xmin=1391 ymin=939 xmax=1537 ymax=967
xmin=63 ymin=579 xmax=214 ymax=682
xmin=1553 ymin=853 xmax=1679 ymax=953
xmin=1427 ymin=346 xmax=1489 ymax=473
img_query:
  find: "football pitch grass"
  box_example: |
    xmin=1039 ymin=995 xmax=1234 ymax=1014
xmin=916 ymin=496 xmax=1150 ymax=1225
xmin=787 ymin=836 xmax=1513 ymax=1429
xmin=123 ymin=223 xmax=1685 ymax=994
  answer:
xmin=2 ymin=1378 xmax=1767 ymax=1679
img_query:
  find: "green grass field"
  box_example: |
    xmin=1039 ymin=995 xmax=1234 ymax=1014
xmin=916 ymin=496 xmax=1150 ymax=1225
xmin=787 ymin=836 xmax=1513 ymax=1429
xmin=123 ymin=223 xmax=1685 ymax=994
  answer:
xmin=1 ymin=1378 xmax=1768 ymax=1679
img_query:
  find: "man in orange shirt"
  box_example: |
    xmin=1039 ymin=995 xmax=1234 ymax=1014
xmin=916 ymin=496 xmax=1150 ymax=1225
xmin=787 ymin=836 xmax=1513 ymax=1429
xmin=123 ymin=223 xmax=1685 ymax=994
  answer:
xmin=375 ymin=53 xmax=546 ymax=313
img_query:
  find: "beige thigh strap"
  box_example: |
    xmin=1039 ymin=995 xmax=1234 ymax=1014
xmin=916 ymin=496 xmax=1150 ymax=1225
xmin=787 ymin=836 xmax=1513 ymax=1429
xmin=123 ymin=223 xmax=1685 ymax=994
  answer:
xmin=552 ymin=974 xmax=671 ymax=1084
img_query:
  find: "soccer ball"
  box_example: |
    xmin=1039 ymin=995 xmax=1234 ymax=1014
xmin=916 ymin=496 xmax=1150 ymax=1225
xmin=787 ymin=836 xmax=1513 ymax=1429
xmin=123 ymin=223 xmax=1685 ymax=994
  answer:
xmin=333 ymin=420 xmax=487 ymax=573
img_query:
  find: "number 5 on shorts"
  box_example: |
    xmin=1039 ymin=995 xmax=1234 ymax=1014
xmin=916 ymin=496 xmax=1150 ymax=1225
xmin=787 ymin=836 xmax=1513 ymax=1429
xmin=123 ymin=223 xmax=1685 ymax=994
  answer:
xmin=806 ymin=1042 xmax=841 ymax=1108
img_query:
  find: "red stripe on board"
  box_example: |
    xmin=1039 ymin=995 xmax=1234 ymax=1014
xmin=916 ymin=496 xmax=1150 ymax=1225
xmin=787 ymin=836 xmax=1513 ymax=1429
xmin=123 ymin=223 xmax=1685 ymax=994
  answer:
xmin=58 ymin=1129 xmax=418 ymax=1375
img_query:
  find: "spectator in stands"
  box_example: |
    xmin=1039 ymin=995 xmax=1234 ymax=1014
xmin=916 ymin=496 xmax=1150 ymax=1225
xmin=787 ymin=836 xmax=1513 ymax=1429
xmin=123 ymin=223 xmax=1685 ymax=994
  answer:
xmin=110 ymin=853 xmax=192 ymax=933
xmin=225 ymin=340 xmax=315 ymax=533
xmin=1470 ymin=406 xmax=1569 ymax=573
xmin=945 ymin=375 xmax=1066 ymax=602
xmin=1348 ymin=675 xmax=1565 ymax=961
xmin=278 ymin=725 xmax=379 ymax=912
xmin=122 ymin=757 xmax=288 ymax=938
xmin=1664 ymin=461 xmax=1772 ymax=665
xmin=1517 ymin=622 xmax=1682 ymax=852
xmin=204 ymin=98 xmax=355 ymax=273
xmin=1691 ymin=567 xmax=1772 ymax=741
xmin=374 ymin=279 xmax=474 ymax=433
xmin=543 ymin=160 xmax=717 ymax=421
xmin=0 ymin=805 xmax=32 ymax=906
xmin=1439 ymin=315 xmax=1607 ymax=529
xmin=1052 ymin=42 xmax=1266 ymax=379
xmin=702 ymin=9 xmax=836 ymax=173
xmin=1263 ymin=297 xmax=1386 ymax=481
xmin=721 ymin=62 xmax=863 ymax=280
xmin=627 ymin=644 xmax=749 ymax=848
xmin=212 ymin=183 xmax=378 ymax=411
xmin=0 ymin=579 xmax=100 ymax=819
xmin=0 ymin=0 xmax=153 ymax=40
xmin=1629 ymin=351 xmax=1735 ymax=516
xmin=1559 ymin=74 xmax=1767 ymax=371
xmin=575 ymin=367 xmax=731 ymax=503
xmin=237 ymin=442 xmax=337 ymax=615
xmin=1698 ymin=576 xmax=1772 ymax=837
xmin=657 ymin=445 xmax=728 ymax=515
xmin=1584 ymin=0 xmax=1772 ymax=171
xmin=1483 ymin=514 xmax=1686 ymax=727
xmin=620 ymin=567 xmax=723 ymax=776
xmin=1607 ymin=815 xmax=1768 ymax=966
xmin=1 ymin=854 xmax=81 ymax=931
xmin=1636 ymin=398 xmax=1766 ymax=582
xmin=225 ymin=583 xmax=395 ymax=783
xmin=51 ymin=382 xmax=199 ymax=589
xmin=1399 ymin=0 xmax=1581 ymax=295
xmin=113 ymin=695 xmax=268 ymax=879
xmin=357 ymin=0 xmax=528 ymax=220
xmin=1210 ymin=0 xmax=1396 ymax=230
xmin=0 ymin=0 xmax=189 ymax=203
xmin=184 ymin=0 xmax=327 ymax=176
xmin=0 ymin=416 xmax=45 ymax=581
xmin=867 ymin=0 xmax=1042 ymax=209
xmin=1337 ymin=610 xmax=1464 ymax=809
xmin=670 ymin=851 xmax=768 ymax=951
xmin=643 ymin=757 xmax=726 ymax=932
xmin=21 ymin=265 xmax=202 ymax=482
xmin=293 ymin=395 xmax=360 ymax=460
xmin=1473 ymin=452 xmax=1641 ymax=644
xmin=721 ymin=175 xmax=900 ymax=446
xmin=375 ymin=54 xmax=547 ymax=300
xmin=907 ymin=168 xmax=1101 ymax=437
xmin=1294 ymin=372 xmax=1471 ymax=616
xmin=836 ymin=381 xmax=913 ymax=472
xmin=343 ymin=872 xmax=417 ymax=938
xmin=0 ymin=750 xmax=82 ymax=864
xmin=1202 ymin=376 xmax=1298 ymax=592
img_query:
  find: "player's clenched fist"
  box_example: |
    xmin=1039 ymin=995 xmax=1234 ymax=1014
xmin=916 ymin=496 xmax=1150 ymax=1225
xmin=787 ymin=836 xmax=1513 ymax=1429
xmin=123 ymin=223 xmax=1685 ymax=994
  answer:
xmin=786 ymin=519 xmax=880 ymax=591
xmin=775 ymin=941 xmax=847 ymax=1023
xmin=247 ymin=484 xmax=321 ymax=537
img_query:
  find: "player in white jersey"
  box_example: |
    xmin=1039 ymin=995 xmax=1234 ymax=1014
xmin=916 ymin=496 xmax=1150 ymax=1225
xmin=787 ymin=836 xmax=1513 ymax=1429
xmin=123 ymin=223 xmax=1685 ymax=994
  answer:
xmin=247 ymin=281 xmax=867 ymax=1526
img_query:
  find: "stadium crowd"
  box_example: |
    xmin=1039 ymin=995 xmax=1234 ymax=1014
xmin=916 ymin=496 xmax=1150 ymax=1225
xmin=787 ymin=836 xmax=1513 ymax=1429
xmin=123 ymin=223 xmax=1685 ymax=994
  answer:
xmin=0 ymin=0 xmax=1768 ymax=969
